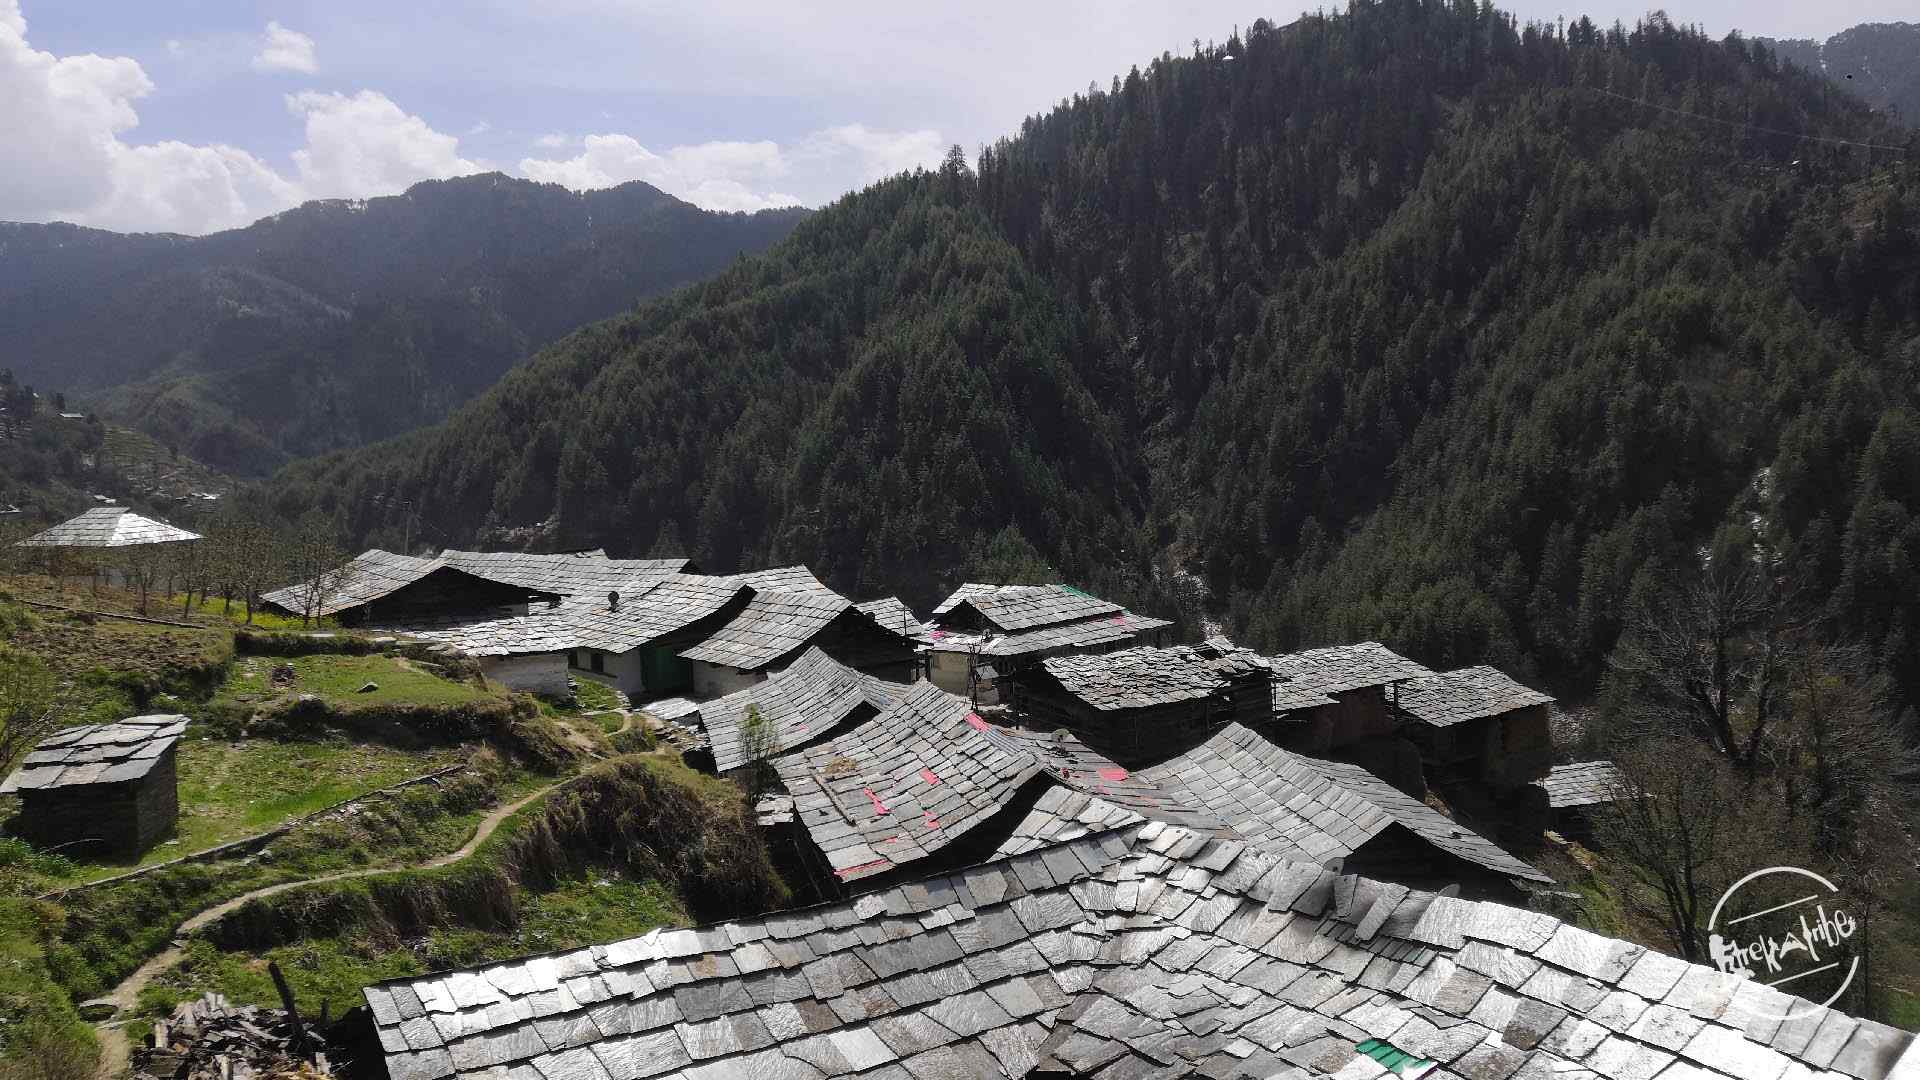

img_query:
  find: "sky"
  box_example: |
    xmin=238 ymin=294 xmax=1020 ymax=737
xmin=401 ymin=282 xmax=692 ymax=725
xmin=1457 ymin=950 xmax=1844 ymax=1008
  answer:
xmin=3 ymin=0 xmax=1909 ymax=235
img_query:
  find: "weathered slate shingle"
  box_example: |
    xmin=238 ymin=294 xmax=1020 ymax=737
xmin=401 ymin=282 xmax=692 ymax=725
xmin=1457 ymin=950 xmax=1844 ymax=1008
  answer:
xmin=14 ymin=507 xmax=201 ymax=548
xmin=699 ymin=647 xmax=907 ymax=773
xmin=365 ymin=819 xmax=1914 ymax=1080
xmin=0 ymin=714 xmax=187 ymax=793
xmin=1395 ymin=666 xmax=1555 ymax=729
xmin=1537 ymin=761 xmax=1628 ymax=810
xmin=1267 ymin=642 xmax=1435 ymax=713
xmin=679 ymin=590 xmax=858 ymax=671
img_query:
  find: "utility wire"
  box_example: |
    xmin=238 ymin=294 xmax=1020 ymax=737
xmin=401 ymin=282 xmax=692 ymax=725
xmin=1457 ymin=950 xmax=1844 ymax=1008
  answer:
xmin=1586 ymin=85 xmax=1910 ymax=155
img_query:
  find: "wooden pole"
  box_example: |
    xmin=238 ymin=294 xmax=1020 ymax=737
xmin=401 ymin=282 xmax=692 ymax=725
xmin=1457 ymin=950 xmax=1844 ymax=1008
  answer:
xmin=267 ymin=960 xmax=309 ymax=1058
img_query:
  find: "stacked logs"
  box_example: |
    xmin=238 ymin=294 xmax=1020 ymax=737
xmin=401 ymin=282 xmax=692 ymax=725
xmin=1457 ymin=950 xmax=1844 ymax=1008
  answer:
xmin=133 ymin=992 xmax=332 ymax=1080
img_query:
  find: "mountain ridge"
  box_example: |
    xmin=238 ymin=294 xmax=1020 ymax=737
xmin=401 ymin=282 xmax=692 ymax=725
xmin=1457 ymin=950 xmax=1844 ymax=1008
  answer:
xmin=0 ymin=173 xmax=807 ymax=474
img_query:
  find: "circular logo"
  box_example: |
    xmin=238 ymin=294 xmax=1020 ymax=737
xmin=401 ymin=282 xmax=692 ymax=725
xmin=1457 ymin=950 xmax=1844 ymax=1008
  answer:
xmin=1707 ymin=866 xmax=1860 ymax=1020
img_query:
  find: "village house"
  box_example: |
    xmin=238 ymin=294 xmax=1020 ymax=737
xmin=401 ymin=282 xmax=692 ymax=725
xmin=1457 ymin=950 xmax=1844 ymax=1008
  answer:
xmin=390 ymin=573 xmax=753 ymax=699
xmin=1263 ymin=642 xmax=1436 ymax=785
xmin=1393 ymin=665 xmax=1557 ymax=791
xmin=260 ymin=549 xmax=560 ymax=625
xmin=769 ymin=680 xmax=1051 ymax=893
xmin=362 ymin=808 xmax=1920 ymax=1080
xmin=999 ymin=639 xmax=1276 ymax=764
xmin=677 ymin=574 xmax=921 ymax=697
xmin=693 ymin=646 xmax=907 ymax=780
xmin=1134 ymin=722 xmax=1551 ymax=900
xmin=922 ymin=582 xmax=1172 ymax=704
xmin=854 ymin=595 xmax=927 ymax=638
xmin=1 ymin=715 xmax=186 ymax=855
xmin=13 ymin=506 xmax=202 ymax=591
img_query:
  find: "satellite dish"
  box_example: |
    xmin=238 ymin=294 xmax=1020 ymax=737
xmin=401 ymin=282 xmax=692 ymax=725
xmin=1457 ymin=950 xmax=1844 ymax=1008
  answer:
xmin=607 ymin=590 xmax=620 ymax=612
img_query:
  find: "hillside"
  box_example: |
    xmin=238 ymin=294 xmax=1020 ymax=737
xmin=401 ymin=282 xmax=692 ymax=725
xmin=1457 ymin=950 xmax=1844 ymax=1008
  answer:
xmin=272 ymin=4 xmax=1920 ymax=707
xmin=0 ymin=175 xmax=806 ymax=474
xmin=1760 ymin=22 xmax=1920 ymax=123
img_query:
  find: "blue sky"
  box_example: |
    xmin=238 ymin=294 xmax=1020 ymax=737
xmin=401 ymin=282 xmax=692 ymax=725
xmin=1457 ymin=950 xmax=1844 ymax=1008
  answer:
xmin=4 ymin=0 xmax=1909 ymax=234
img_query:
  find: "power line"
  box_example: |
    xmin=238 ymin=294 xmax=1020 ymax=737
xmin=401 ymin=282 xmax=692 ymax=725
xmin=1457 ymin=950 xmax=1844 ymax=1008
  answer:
xmin=1585 ymin=85 xmax=1910 ymax=155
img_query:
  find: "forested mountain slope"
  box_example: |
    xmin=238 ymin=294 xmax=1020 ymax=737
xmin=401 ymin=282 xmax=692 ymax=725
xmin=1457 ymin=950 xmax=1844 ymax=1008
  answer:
xmin=1761 ymin=22 xmax=1920 ymax=123
xmin=0 ymin=175 xmax=805 ymax=473
xmin=273 ymin=2 xmax=1920 ymax=704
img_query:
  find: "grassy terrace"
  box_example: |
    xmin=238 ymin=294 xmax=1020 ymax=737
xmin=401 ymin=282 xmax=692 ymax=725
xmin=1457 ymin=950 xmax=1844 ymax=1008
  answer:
xmin=212 ymin=652 xmax=502 ymax=712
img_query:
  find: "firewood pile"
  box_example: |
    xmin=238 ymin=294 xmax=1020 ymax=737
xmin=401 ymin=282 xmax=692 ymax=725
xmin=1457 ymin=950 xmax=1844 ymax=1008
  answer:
xmin=134 ymin=992 xmax=333 ymax=1080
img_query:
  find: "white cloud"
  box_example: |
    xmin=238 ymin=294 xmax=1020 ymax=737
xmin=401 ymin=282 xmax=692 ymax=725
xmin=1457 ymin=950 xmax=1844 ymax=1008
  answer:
xmin=251 ymin=20 xmax=317 ymax=74
xmin=532 ymin=131 xmax=574 ymax=149
xmin=289 ymin=90 xmax=479 ymax=198
xmin=468 ymin=120 xmax=491 ymax=136
xmin=519 ymin=123 xmax=943 ymax=212
xmin=0 ymin=1 xmax=478 ymax=234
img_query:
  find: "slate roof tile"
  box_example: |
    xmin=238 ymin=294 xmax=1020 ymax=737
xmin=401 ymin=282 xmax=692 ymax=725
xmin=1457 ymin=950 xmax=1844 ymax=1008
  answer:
xmin=1 ymin=714 xmax=186 ymax=793
xmin=14 ymin=507 xmax=200 ymax=548
xmin=365 ymin=817 xmax=1911 ymax=1080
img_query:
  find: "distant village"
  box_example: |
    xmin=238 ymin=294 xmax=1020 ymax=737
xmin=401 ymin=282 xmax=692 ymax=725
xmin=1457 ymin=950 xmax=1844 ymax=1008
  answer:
xmin=6 ymin=506 xmax=1916 ymax=1080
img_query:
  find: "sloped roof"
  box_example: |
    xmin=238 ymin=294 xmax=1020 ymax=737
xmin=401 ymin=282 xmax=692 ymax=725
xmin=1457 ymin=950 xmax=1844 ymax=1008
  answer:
xmin=1539 ymin=760 xmax=1629 ymax=810
xmin=678 ymin=590 xmax=857 ymax=671
xmin=736 ymin=565 xmax=835 ymax=595
xmin=699 ymin=647 xmax=907 ymax=773
xmin=1138 ymin=724 xmax=1550 ymax=883
xmin=1 ymin=715 xmax=186 ymax=793
xmin=362 ymin=818 xmax=1916 ymax=1080
xmin=924 ymin=611 xmax=1174 ymax=659
xmin=1268 ymin=641 xmax=1436 ymax=713
xmin=980 ymin=726 xmax=1237 ymax=844
xmin=389 ymin=574 xmax=749 ymax=656
xmin=773 ymin=682 xmax=1042 ymax=883
xmin=933 ymin=583 xmax=1122 ymax=631
xmin=1396 ymin=665 xmax=1556 ymax=728
xmin=14 ymin=507 xmax=201 ymax=548
xmin=261 ymin=549 xmax=450 ymax=618
xmin=1034 ymin=642 xmax=1272 ymax=710
xmin=854 ymin=597 xmax=926 ymax=638
xmin=440 ymin=550 xmax=690 ymax=598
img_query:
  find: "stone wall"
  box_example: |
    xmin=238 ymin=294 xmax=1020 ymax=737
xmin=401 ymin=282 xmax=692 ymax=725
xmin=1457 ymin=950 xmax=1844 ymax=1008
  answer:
xmin=478 ymin=652 xmax=570 ymax=698
xmin=13 ymin=747 xmax=178 ymax=856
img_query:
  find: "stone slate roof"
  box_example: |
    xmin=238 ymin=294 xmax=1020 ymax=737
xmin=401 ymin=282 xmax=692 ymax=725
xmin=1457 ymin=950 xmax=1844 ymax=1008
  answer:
xmin=773 ymin=682 xmax=1044 ymax=883
xmin=1035 ymin=643 xmax=1273 ymax=711
xmin=1 ymin=715 xmax=186 ymax=793
xmin=391 ymin=574 xmax=750 ymax=657
xmin=855 ymin=598 xmax=926 ymax=639
xmin=699 ymin=648 xmax=907 ymax=774
xmin=440 ymin=550 xmax=691 ymax=598
xmin=980 ymin=728 xmax=1238 ymax=844
xmin=362 ymin=818 xmax=1917 ymax=1080
xmin=1396 ymin=666 xmax=1556 ymax=729
xmin=933 ymin=583 xmax=1122 ymax=632
xmin=1268 ymin=642 xmax=1436 ymax=713
xmin=679 ymin=591 xmax=859 ymax=672
xmin=262 ymin=549 xmax=447 ymax=618
xmin=738 ymin=566 xmax=835 ymax=595
xmin=14 ymin=507 xmax=201 ymax=548
xmin=925 ymin=613 xmax=1175 ymax=660
xmin=1137 ymin=724 xmax=1551 ymax=884
xmin=1539 ymin=761 xmax=1629 ymax=810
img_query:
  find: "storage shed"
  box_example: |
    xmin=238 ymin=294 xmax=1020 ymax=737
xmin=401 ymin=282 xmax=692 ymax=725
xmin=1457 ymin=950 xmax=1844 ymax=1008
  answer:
xmin=1001 ymin=640 xmax=1276 ymax=765
xmin=1394 ymin=665 xmax=1556 ymax=790
xmin=1 ymin=715 xmax=186 ymax=855
xmin=1266 ymin=641 xmax=1435 ymax=754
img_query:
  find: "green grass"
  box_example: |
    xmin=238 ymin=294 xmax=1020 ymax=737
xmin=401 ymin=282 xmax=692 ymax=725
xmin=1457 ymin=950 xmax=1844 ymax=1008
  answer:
xmin=573 ymin=679 xmax=623 ymax=712
xmin=39 ymin=765 xmax=526 ymax=1002
xmin=37 ymin=731 xmax=470 ymax=886
xmin=160 ymin=593 xmax=336 ymax=632
xmin=213 ymin=653 xmax=497 ymax=711
xmin=143 ymin=874 xmax=685 ymax=1026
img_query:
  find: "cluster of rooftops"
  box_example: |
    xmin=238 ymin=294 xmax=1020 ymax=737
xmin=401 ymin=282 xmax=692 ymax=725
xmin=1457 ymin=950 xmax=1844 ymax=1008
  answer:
xmin=238 ymin=548 xmax=1918 ymax=1077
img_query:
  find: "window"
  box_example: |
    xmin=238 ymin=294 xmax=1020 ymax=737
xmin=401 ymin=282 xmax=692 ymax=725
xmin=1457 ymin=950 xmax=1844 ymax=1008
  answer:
xmin=590 ymin=652 xmax=605 ymax=674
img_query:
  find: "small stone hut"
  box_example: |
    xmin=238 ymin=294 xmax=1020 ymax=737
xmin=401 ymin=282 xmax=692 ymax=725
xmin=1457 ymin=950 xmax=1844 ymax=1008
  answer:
xmin=1 ymin=715 xmax=187 ymax=855
xmin=1393 ymin=665 xmax=1555 ymax=790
